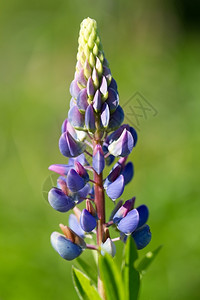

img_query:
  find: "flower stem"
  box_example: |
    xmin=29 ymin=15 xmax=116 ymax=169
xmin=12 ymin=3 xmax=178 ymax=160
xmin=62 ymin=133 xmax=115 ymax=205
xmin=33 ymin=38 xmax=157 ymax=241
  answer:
xmin=93 ymin=141 xmax=106 ymax=300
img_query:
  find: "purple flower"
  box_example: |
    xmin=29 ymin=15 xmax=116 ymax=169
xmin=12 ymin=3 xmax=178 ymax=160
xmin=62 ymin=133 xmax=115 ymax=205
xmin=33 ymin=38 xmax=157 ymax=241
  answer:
xmin=48 ymin=17 xmax=152 ymax=264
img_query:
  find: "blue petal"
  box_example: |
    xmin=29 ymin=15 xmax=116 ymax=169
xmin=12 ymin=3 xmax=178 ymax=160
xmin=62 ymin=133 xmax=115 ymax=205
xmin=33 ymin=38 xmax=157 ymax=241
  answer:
xmin=130 ymin=127 xmax=138 ymax=146
xmin=104 ymin=163 xmax=122 ymax=189
xmin=74 ymin=161 xmax=89 ymax=182
xmin=68 ymin=105 xmax=85 ymax=129
xmin=100 ymin=76 xmax=108 ymax=96
xmin=106 ymin=88 xmax=119 ymax=113
xmin=108 ymin=129 xmax=134 ymax=157
xmin=93 ymin=89 xmax=102 ymax=112
xmin=71 ymin=183 xmax=91 ymax=204
xmin=48 ymin=188 xmax=75 ymax=212
xmin=100 ymin=102 xmax=110 ymax=128
xmin=70 ymin=79 xmax=81 ymax=99
xmin=136 ymin=205 xmax=149 ymax=228
xmin=48 ymin=164 xmax=72 ymax=176
xmin=76 ymin=183 xmax=91 ymax=200
xmin=77 ymin=68 xmax=87 ymax=87
xmin=77 ymin=88 xmax=88 ymax=112
xmin=51 ymin=232 xmax=83 ymax=260
xmin=68 ymin=214 xmax=85 ymax=239
xmin=59 ymin=132 xmax=86 ymax=158
xmin=122 ymin=162 xmax=134 ymax=185
xmin=70 ymin=153 xmax=89 ymax=166
xmin=87 ymin=76 xmax=95 ymax=97
xmin=101 ymin=238 xmax=116 ymax=257
xmin=106 ymin=174 xmax=124 ymax=200
xmin=93 ymin=145 xmax=105 ymax=175
xmin=108 ymin=105 xmax=124 ymax=131
xmin=80 ymin=209 xmax=97 ymax=232
xmin=132 ymin=224 xmax=151 ymax=250
xmin=105 ymin=154 xmax=115 ymax=166
xmin=109 ymin=77 xmax=118 ymax=92
xmin=85 ymin=104 xmax=96 ymax=132
xmin=67 ymin=169 xmax=85 ymax=192
xmin=113 ymin=198 xmax=135 ymax=224
xmin=117 ymin=209 xmax=139 ymax=235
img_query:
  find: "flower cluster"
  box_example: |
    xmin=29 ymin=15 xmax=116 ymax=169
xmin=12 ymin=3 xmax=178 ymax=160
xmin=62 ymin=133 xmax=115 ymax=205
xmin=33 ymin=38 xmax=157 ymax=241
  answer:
xmin=48 ymin=18 xmax=151 ymax=261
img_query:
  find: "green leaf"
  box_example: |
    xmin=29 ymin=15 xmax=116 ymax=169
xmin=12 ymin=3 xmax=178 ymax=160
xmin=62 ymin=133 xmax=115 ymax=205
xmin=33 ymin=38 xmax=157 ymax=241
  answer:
xmin=137 ymin=245 xmax=162 ymax=276
xmin=72 ymin=267 xmax=102 ymax=300
xmin=76 ymin=257 xmax=97 ymax=284
xmin=121 ymin=236 xmax=140 ymax=300
xmin=99 ymin=254 xmax=124 ymax=300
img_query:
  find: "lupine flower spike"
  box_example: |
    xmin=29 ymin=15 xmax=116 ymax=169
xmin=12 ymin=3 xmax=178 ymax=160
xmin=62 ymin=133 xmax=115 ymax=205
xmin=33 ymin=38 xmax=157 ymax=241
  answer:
xmin=47 ymin=17 xmax=153 ymax=300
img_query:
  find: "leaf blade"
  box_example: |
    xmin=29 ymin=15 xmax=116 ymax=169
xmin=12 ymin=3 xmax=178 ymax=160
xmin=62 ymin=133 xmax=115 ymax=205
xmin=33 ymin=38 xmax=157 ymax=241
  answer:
xmin=76 ymin=257 xmax=97 ymax=284
xmin=99 ymin=254 xmax=124 ymax=300
xmin=137 ymin=245 xmax=162 ymax=276
xmin=122 ymin=236 xmax=140 ymax=300
xmin=72 ymin=267 xmax=102 ymax=300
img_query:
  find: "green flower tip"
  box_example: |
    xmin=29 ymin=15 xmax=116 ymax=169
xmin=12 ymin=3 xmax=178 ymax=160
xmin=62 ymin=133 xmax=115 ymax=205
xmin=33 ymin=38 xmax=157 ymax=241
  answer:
xmin=77 ymin=17 xmax=105 ymax=75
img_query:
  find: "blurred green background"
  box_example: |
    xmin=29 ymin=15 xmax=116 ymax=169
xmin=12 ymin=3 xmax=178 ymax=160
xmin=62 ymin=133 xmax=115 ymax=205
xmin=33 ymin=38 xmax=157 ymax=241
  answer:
xmin=1 ymin=0 xmax=200 ymax=299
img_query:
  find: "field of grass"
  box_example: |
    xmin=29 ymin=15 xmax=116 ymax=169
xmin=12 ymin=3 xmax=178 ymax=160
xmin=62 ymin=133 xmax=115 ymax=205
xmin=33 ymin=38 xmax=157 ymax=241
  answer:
xmin=1 ymin=1 xmax=200 ymax=299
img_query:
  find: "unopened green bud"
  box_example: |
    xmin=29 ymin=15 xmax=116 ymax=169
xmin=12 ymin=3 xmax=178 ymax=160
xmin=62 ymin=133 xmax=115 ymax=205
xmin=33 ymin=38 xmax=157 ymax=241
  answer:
xmin=84 ymin=60 xmax=92 ymax=79
xmin=77 ymin=18 xmax=104 ymax=70
xmin=96 ymin=57 xmax=103 ymax=76
xmin=98 ymin=51 xmax=104 ymax=63
xmin=93 ymin=43 xmax=98 ymax=56
xmin=84 ymin=44 xmax=90 ymax=60
xmin=89 ymin=52 xmax=95 ymax=68
xmin=88 ymin=34 xmax=95 ymax=49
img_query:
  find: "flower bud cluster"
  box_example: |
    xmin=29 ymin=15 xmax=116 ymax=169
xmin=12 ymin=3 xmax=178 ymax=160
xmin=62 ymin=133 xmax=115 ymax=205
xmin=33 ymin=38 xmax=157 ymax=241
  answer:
xmin=48 ymin=18 xmax=151 ymax=261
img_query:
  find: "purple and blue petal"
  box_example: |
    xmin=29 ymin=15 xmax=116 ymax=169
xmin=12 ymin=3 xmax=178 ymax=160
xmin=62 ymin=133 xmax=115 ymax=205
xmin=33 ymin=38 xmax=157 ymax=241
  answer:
xmin=85 ymin=104 xmax=96 ymax=132
xmin=132 ymin=224 xmax=151 ymax=250
xmin=51 ymin=232 xmax=83 ymax=260
xmin=100 ymin=102 xmax=110 ymax=128
xmin=48 ymin=164 xmax=72 ymax=176
xmin=122 ymin=162 xmax=134 ymax=185
xmin=106 ymin=174 xmax=124 ymax=200
xmin=80 ymin=209 xmax=97 ymax=232
xmin=67 ymin=169 xmax=85 ymax=192
xmin=59 ymin=132 xmax=86 ymax=157
xmin=136 ymin=205 xmax=149 ymax=228
xmin=68 ymin=105 xmax=85 ymax=129
xmin=48 ymin=188 xmax=75 ymax=212
xmin=106 ymin=88 xmax=119 ymax=113
xmin=77 ymin=88 xmax=88 ymax=112
xmin=117 ymin=209 xmax=139 ymax=235
xmin=68 ymin=214 xmax=85 ymax=239
xmin=93 ymin=144 xmax=105 ymax=175
xmin=101 ymin=238 xmax=116 ymax=257
xmin=93 ymin=90 xmax=102 ymax=112
xmin=108 ymin=128 xmax=134 ymax=157
xmin=108 ymin=105 xmax=124 ymax=131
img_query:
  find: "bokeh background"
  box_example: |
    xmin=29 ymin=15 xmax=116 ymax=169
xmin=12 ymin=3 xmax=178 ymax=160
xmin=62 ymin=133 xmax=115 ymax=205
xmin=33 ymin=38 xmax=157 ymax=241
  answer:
xmin=1 ymin=0 xmax=200 ymax=299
